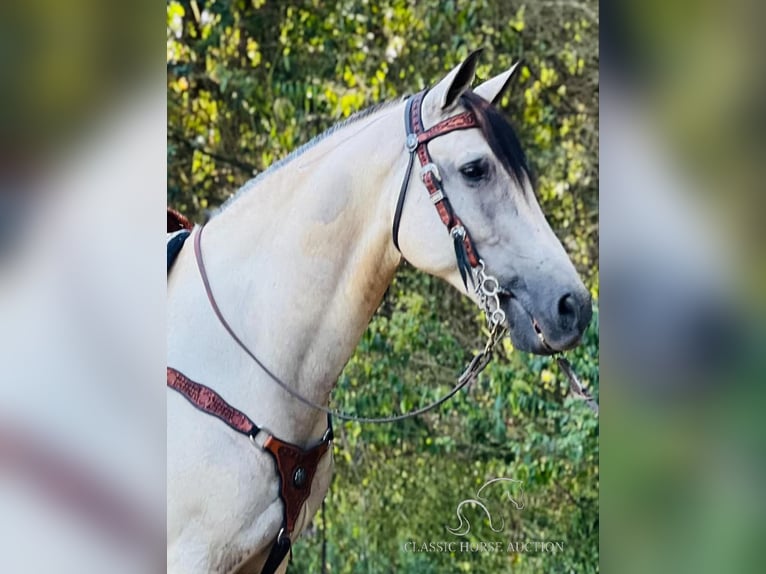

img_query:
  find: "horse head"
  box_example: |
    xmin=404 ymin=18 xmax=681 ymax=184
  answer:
xmin=395 ymin=51 xmax=592 ymax=354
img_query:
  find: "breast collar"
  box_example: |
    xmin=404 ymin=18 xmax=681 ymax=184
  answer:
xmin=167 ymin=366 xmax=332 ymax=573
xmin=168 ymin=224 xmax=331 ymax=574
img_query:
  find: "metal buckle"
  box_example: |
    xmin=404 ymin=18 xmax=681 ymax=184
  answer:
xmin=430 ymin=190 xmax=445 ymax=204
xmin=249 ymin=431 xmax=269 ymax=449
xmin=420 ymin=162 xmax=441 ymax=183
xmin=451 ymin=225 xmax=466 ymax=239
xmin=405 ymin=133 xmax=418 ymax=152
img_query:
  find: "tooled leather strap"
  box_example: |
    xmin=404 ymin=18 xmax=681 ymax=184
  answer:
xmin=391 ymin=90 xmax=481 ymax=269
xmin=167 ymin=366 xmax=333 ymax=573
xmin=167 ymin=367 xmax=258 ymax=436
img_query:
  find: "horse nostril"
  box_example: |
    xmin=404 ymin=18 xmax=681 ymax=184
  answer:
xmin=557 ymin=293 xmax=578 ymax=328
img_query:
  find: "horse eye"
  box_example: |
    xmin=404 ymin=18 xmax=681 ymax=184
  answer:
xmin=459 ymin=160 xmax=488 ymax=182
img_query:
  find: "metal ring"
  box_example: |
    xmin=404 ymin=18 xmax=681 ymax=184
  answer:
xmin=481 ymin=277 xmax=499 ymax=296
xmin=491 ymin=309 xmax=506 ymax=326
xmin=249 ymin=431 xmax=267 ymax=449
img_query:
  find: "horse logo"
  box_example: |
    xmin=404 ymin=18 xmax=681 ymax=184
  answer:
xmin=446 ymin=478 xmax=525 ymax=537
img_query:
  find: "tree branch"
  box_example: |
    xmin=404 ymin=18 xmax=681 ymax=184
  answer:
xmin=169 ymin=128 xmax=259 ymax=175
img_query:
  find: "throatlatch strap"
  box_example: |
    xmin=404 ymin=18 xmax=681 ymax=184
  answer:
xmin=392 ymin=96 xmax=415 ymax=252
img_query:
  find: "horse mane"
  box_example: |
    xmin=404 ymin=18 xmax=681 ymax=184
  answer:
xmin=218 ymin=90 xmax=532 ymax=215
xmin=217 ymin=98 xmax=403 ymax=214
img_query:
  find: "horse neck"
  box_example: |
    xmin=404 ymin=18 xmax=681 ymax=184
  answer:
xmin=198 ymin=103 xmax=405 ymax=441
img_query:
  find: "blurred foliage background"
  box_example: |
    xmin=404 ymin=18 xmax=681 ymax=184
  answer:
xmin=167 ymin=1 xmax=598 ymax=572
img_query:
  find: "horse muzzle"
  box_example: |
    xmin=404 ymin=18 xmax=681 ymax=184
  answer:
xmin=500 ymin=286 xmax=592 ymax=354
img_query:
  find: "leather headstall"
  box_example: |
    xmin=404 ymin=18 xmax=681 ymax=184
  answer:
xmin=392 ymin=90 xmax=482 ymax=288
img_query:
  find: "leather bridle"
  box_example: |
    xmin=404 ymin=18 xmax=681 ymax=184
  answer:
xmin=393 ymin=89 xmax=508 ymax=327
xmin=391 ymin=90 xmax=597 ymax=415
xmin=175 ymin=91 xmax=596 ymax=423
xmin=393 ymin=90 xmax=481 ymax=285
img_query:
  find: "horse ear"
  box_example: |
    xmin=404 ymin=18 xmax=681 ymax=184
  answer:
xmin=431 ymin=49 xmax=484 ymax=111
xmin=474 ymin=61 xmax=521 ymax=105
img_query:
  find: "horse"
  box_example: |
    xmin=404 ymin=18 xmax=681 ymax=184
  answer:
xmin=167 ymin=51 xmax=592 ymax=573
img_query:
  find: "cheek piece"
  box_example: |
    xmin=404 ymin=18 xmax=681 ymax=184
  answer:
xmin=391 ymin=90 xmax=481 ymax=291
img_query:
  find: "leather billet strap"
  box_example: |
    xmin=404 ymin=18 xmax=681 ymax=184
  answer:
xmin=392 ymin=90 xmax=481 ymax=278
xmin=166 ymin=367 xmax=333 ymax=573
